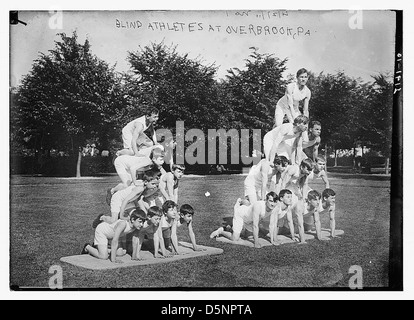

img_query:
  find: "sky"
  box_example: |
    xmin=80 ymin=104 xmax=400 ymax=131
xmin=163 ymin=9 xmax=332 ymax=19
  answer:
xmin=10 ymin=10 xmax=397 ymax=87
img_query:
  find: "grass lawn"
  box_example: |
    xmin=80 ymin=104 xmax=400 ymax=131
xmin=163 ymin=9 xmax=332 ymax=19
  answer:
xmin=9 ymin=173 xmax=393 ymax=289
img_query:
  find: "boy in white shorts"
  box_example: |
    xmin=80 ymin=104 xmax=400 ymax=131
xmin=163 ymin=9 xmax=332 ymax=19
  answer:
xmin=81 ymin=210 xmax=147 ymax=263
xmin=243 ymin=156 xmax=289 ymax=205
xmin=94 ymin=170 xmax=161 ymax=227
xmin=106 ymin=148 xmax=166 ymax=204
xmin=116 ymin=108 xmax=159 ymax=157
xmin=209 ymin=191 xmax=279 ymax=248
xmin=263 ymin=115 xmax=309 ymax=165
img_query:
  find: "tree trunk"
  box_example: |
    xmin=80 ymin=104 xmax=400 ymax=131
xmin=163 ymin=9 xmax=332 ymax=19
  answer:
xmin=353 ymin=146 xmax=356 ymax=169
xmin=385 ymin=157 xmax=390 ymax=175
xmin=334 ymin=149 xmax=338 ymax=167
xmin=76 ymin=149 xmax=82 ymax=178
xmin=325 ymin=144 xmax=328 ymax=173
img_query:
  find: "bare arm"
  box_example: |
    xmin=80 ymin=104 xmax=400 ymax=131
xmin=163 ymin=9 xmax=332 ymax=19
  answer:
xmin=110 ymin=221 xmax=127 ymax=263
xmin=286 ymin=209 xmax=296 ymax=241
xmin=158 ymin=174 xmax=171 ymax=200
xmin=269 ymin=206 xmax=278 ymax=244
xmin=173 ymin=188 xmax=178 ymax=204
xmin=285 ymin=85 xmax=296 ymax=122
xmin=260 ymin=161 xmax=270 ymax=201
xmin=294 ymin=202 xmax=306 ymax=243
xmin=280 ymin=166 xmax=295 ymax=190
xmin=131 ymin=123 xmax=145 ymax=156
xmin=313 ymin=210 xmax=322 ymax=240
xmin=187 ymin=221 xmax=203 ymax=251
xmin=170 ymin=219 xmax=180 ymax=255
xmin=252 ymin=203 xmax=262 ymax=248
xmin=329 ymin=204 xmax=336 ymax=237
xmin=303 ymin=95 xmax=310 ymax=119
xmin=132 ymin=230 xmax=145 ymax=260
xmin=320 ymin=170 xmax=330 ymax=189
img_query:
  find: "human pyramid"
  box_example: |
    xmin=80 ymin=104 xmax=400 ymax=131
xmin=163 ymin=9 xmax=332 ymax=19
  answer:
xmin=80 ymin=68 xmax=339 ymax=263
xmin=209 ymin=68 xmax=338 ymax=248
xmin=81 ymin=108 xmax=206 ymax=263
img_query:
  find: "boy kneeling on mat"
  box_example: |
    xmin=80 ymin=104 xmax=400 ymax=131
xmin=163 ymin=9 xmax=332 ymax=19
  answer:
xmin=81 ymin=210 xmax=146 ymax=263
xmin=131 ymin=206 xmax=173 ymax=259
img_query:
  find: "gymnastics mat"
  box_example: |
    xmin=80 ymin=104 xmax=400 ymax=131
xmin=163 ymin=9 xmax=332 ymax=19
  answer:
xmin=215 ymin=229 xmax=344 ymax=247
xmin=60 ymin=242 xmax=223 ymax=270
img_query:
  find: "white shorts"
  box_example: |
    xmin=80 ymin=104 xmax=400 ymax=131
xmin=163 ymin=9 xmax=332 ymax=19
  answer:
xmin=244 ymin=179 xmax=261 ymax=203
xmin=110 ymin=193 xmax=124 ymax=215
xmin=94 ymin=222 xmax=115 ymax=247
xmin=263 ymin=131 xmax=293 ymax=161
xmin=232 ymin=205 xmax=253 ymax=235
xmin=114 ymin=159 xmax=132 ymax=184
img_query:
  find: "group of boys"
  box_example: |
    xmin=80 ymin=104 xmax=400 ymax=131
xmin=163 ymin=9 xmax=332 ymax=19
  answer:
xmin=81 ymin=108 xmax=340 ymax=261
xmin=81 ymin=108 xmax=205 ymax=263
xmin=210 ymin=115 xmax=339 ymax=247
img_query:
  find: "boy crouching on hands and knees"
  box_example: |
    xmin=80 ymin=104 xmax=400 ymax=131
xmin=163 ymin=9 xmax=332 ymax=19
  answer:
xmin=81 ymin=210 xmax=147 ymax=263
xmin=320 ymin=188 xmax=338 ymax=238
xmin=159 ymin=200 xmax=180 ymax=256
xmin=177 ymin=204 xmax=206 ymax=252
xmin=269 ymin=189 xmax=297 ymax=246
xmin=295 ymin=189 xmax=335 ymax=240
xmin=210 ymin=191 xmax=281 ymax=248
xmin=131 ymin=206 xmax=172 ymax=260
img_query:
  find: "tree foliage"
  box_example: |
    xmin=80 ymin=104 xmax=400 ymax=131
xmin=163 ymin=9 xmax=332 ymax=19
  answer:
xmin=222 ymin=47 xmax=288 ymax=133
xmin=125 ymin=42 xmax=225 ymax=132
xmin=12 ymin=31 xmax=124 ymax=155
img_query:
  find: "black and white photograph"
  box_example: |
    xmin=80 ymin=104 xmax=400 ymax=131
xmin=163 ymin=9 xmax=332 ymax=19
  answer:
xmin=6 ymin=1 xmax=407 ymax=298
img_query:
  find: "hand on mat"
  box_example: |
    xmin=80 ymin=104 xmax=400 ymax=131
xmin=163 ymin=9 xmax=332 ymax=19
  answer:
xmin=132 ymin=256 xmax=144 ymax=261
xmin=112 ymin=259 xmax=124 ymax=264
xmin=271 ymin=240 xmax=282 ymax=246
xmin=193 ymin=246 xmax=207 ymax=252
xmin=254 ymin=242 xmax=262 ymax=248
xmin=330 ymin=235 xmax=341 ymax=239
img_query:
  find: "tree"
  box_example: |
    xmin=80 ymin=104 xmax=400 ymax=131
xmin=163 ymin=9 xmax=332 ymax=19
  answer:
xmin=310 ymin=71 xmax=369 ymax=165
xmin=222 ymin=47 xmax=288 ymax=133
xmin=12 ymin=31 xmax=125 ymax=176
xmin=363 ymin=73 xmax=393 ymax=173
xmin=124 ymin=42 xmax=228 ymax=167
